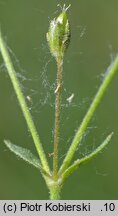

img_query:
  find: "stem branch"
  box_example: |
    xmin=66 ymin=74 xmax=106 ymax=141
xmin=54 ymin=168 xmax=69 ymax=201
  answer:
xmin=59 ymin=56 xmax=118 ymax=175
xmin=0 ymin=30 xmax=50 ymax=174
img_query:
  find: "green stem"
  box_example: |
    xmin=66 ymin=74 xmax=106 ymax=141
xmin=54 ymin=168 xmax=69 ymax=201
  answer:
xmin=0 ymin=30 xmax=50 ymax=174
xmin=53 ymin=57 xmax=63 ymax=179
xmin=49 ymin=182 xmax=61 ymax=200
xmin=61 ymin=132 xmax=113 ymax=181
xmin=59 ymin=56 xmax=118 ymax=175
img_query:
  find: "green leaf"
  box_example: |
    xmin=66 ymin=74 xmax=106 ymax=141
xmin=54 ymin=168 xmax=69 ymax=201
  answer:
xmin=61 ymin=132 xmax=114 ymax=181
xmin=4 ymin=140 xmax=41 ymax=170
xmin=79 ymin=132 xmax=114 ymax=165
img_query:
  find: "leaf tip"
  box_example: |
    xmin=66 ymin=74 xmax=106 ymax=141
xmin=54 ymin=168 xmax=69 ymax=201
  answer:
xmin=106 ymin=132 xmax=114 ymax=143
xmin=4 ymin=139 xmax=10 ymax=147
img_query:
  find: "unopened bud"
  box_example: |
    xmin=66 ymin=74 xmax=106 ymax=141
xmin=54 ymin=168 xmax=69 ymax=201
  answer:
xmin=46 ymin=4 xmax=71 ymax=60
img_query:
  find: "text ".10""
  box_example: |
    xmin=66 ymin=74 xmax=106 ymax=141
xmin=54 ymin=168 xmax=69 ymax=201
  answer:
xmin=104 ymin=203 xmax=115 ymax=211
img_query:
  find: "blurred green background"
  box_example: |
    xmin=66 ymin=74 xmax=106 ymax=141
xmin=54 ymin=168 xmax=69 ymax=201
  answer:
xmin=0 ymin=0 xmax=118 ymax=200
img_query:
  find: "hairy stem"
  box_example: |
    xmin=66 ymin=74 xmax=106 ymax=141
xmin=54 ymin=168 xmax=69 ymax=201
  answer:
xmin=53 ymin=57 xmax=63 ymax=179
xmin=0 ymin=30 xmax=50 ymax=174
xmin=49 ymin=183 xmax=61 ymax=200
xmin=59 ymin=56 xmax=118 ymax=175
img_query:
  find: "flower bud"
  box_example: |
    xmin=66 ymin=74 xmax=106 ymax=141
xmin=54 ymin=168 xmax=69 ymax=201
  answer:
xmin=46 ymin=4 xmax=71 ymax=60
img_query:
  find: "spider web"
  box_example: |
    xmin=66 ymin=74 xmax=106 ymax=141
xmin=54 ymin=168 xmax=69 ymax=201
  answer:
xmin=0 ymin=24 xmax=112 ymax=168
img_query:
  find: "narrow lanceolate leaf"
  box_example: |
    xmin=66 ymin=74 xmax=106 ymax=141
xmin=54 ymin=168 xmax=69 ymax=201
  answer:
xmin=79 ymin=132 xmax=114 ymax=165
xmin=62 ymin=132 xmax=113 ymax=181
xmin=4 ymin=140 xmax=41 ymax=170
